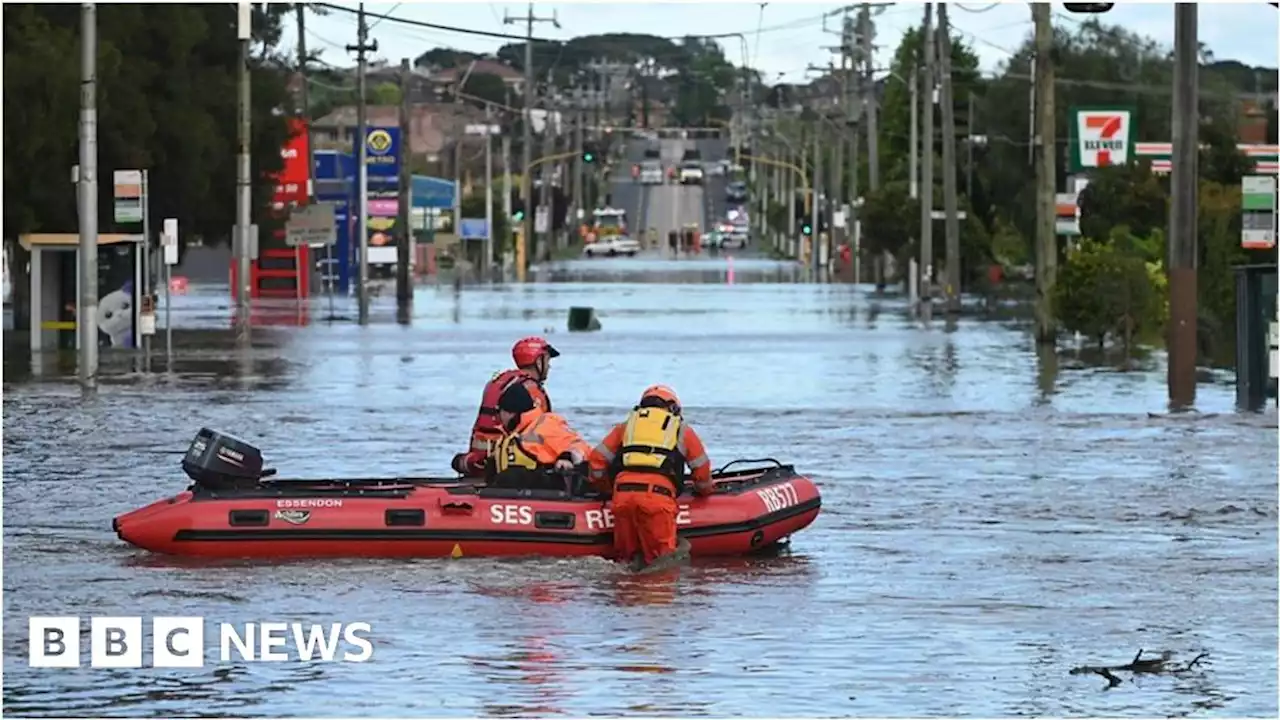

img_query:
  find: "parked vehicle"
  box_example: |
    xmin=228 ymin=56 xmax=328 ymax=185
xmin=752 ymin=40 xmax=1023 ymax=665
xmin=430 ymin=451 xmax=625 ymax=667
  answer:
xmin=726 ymin=181 xmax=748 ymax=203
xmin=583 ymin=235 xmax=641 ymax=257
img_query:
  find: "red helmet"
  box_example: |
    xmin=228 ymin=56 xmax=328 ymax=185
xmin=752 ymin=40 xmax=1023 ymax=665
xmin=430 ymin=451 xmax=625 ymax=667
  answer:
xmin=640 ymin=384 xmax=681 ymax=413
xmin=512 ymin=336 xmax=560 ymax=367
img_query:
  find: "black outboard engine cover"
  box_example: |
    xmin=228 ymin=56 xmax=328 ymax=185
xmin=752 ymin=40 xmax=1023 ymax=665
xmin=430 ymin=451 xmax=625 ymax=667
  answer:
xmin=182 ymin=428 xmax=266 ymax=491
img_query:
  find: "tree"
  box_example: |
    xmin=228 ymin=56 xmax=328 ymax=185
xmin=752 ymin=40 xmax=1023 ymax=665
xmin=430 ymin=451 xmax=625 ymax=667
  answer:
xmin=1055 ymin=234 xmax=1165 ymax=353
xmin=1076 ymin=161 xmax=1168 ymax=241
xmin=3 ymin=3 xmax=293 ymax=244
xmin=370 ymin=81 xmax=400 ymax=106
xmin=414 ymin=48 xmax=480 ymax=70
xmin=458 ymin=72 xmax=510 ymax=108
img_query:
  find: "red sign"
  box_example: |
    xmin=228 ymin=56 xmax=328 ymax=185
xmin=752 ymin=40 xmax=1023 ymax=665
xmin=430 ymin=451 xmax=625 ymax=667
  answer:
xmin=273 ymin=117 xmax=310 ymax=205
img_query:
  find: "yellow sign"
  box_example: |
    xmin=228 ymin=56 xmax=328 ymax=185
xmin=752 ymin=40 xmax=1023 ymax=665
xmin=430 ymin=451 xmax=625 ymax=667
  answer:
xmin=366 ymin=129 xmax=392 ymax=155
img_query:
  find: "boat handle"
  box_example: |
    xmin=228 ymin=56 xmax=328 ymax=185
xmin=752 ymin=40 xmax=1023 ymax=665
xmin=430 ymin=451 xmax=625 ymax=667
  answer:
xmin=714 ymin=457 xmax=782 ymax=474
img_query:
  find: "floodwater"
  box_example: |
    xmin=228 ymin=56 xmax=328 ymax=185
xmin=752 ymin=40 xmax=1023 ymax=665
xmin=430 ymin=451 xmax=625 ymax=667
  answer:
xmin=3 ymin=260 xmax=1277 ymax=718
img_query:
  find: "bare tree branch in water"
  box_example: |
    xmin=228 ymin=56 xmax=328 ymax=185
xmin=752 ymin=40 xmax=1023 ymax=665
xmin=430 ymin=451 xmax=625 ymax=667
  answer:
xmin=1069 ymin=649 xmax=1210 ymax=689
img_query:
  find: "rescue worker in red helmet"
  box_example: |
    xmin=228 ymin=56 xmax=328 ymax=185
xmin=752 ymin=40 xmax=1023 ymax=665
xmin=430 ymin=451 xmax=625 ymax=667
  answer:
xmin=452 ymin=337 xmax=560 ymax=477
xmin=587 ymin=384 xmax=714 ymax=569
xmin=486 ymin=381 xmax=591 ymax=492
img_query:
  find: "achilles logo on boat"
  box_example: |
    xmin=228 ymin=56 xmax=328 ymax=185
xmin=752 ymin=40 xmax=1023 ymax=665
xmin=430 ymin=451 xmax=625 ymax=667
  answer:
xmin=274 ymin=510 xmax=310 ymax=525
xmin=27 ymin=617 xmax=375 ymax=668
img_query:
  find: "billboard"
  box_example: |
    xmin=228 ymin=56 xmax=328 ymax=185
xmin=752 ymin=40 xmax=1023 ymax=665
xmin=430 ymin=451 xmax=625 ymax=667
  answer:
xmin=1070 ymin=107 xmax=1135 ymax=172
xmin=354 ymin=127 xmax=402 ymax=267
xmin=274 ymin=118 xmax=310 ymax=209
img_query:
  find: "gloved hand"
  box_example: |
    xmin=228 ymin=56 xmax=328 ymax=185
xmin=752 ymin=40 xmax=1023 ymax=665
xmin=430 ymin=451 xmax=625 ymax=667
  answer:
xmin=553 ymin=458 xmax=576 ymax=473
xmin=451 ymin=453 xmax=469 ymax=475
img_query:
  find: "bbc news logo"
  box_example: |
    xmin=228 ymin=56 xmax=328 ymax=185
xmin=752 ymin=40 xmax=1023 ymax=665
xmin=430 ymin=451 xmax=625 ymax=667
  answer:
xmin=28 ymin=617 xmax=374 ymax=668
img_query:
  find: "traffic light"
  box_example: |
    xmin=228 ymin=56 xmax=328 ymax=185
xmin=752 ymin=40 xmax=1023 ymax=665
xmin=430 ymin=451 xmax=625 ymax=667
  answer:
xmin=510 ymin=188 xmax=525 ymax=221
xmin=801 ymin=222 xmax=813 ymax=236
xmin=582 ymin=144 xmax=597 ymax=164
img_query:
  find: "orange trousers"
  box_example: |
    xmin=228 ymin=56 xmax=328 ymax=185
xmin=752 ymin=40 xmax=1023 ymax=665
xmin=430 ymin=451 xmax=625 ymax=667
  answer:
xmin=611 ymin=481 xmax=678 ymax=566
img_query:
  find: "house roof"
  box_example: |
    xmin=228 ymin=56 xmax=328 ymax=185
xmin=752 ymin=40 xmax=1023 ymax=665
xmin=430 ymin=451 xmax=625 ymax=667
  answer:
xmin=430 ymin=59 xmax=523 ymax=83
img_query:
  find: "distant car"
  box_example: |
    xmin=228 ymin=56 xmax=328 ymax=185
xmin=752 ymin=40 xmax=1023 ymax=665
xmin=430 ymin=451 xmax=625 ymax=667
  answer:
xmin=639 ymin=161 xmax=664 ymax=185
xmin=700 ymin=231 xmax=723 ymax=248
xmin=583 ymin=235 xmax=641 ymax=258
xmin=643 ymin=145 xmax=661 ymax=160
xmin=705 ymin=161 xmax=725 ymax=176
xmin=679 ymin=163 xmax=704 ymax=185
xmin=726 ymin=181 xmax=748 ymax=202
xmin=722 ymin=232 xmax=749 ymax=250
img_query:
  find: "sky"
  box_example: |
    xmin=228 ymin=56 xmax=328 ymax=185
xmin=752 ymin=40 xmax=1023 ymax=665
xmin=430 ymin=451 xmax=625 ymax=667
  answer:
xmin=299 ymin=1 xmax=1280 ymax=84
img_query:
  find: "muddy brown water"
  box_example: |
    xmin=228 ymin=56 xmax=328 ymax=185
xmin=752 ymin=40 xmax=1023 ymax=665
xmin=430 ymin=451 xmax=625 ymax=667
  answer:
xmin=3 ymin=264 xmax=1276 ymax=717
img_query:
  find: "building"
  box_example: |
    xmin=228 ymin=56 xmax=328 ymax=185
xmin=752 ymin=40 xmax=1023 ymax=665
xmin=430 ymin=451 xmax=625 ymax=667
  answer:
xmin=311 ymin=103 xmax=488 ymax=160
xmin=426 ymin=59 xmax=526 ymax=98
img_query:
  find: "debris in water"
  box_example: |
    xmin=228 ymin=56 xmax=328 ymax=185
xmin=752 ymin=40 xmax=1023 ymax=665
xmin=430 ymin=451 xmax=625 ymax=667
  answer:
xmin=1069 ymin=649 xmax=1209 ymax=689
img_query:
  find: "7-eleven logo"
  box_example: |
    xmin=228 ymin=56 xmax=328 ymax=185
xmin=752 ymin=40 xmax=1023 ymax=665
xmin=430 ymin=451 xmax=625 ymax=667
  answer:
xmin=1077 ymin=110 xmax=1131 ymax=168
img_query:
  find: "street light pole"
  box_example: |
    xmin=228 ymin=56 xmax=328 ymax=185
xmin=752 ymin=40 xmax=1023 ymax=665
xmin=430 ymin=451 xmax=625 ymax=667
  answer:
xmin=78 ymin=2 xmax=99 ymax=387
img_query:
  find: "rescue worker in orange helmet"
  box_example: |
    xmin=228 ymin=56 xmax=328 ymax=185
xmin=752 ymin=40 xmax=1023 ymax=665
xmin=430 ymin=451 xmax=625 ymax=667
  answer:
xmin=452 ymin=337 xmax=560 ymax=477
xmin=588 ymin=384 xmax=714 ymax=569
xmin=486 ymin=381 xmax=592 ymax=493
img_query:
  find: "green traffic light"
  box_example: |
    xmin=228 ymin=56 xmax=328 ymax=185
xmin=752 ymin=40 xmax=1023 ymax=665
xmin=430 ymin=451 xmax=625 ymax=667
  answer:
xmin=583 ymin=152 xmax=595 ymax=163
xmin=802 ymin=224 xmax=812 ymax=235
xmin=513 ymin=211 xmax=525 ymax=221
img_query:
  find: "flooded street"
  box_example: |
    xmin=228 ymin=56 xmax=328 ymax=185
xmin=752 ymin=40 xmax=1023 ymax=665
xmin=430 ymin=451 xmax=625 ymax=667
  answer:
xmin=3 ymin=261 xmax=1276 ymax=717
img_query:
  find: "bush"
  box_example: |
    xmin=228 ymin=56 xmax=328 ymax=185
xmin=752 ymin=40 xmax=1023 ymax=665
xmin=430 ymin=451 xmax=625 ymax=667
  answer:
xmin=1055 ymin=235 xmax=1167 ymax=352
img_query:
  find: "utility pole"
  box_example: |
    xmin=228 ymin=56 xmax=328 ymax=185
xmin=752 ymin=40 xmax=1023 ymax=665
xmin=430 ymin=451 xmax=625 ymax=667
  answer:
xmin=966 ymin=90 xmax=975 ymax=200
xmin=484 ymin=102 xmax=495 ymax=280
xmin=919 ymin=2 xmax=935 ymax=322
xmin=346 ymin=3 xmax=377 ymax=323
xmin=396 ymin=57 xmax=411 ymax=315
xmin=1032 ymin=2 xmax=1057 ymax=344
xmin=572 ymin=94 xmax=584 ymax=239
xmin=78 ymin=2 xmax=99 ymax=387
xmin=909 ymin=67 xmax=918 ymax=200
xmin=235 ymin=2 xmax=252 ymax=338
xmin=937 ymin=3 xmax=962 ymax=315
xmin=811 ymin=122 xmax=822 ymax=274
xmin=859 ymin=4 xmax=881 ymax=192
xmin=504 ymin=3 xmax=559 ymax=279
xmin=1168 ymin=3 xmax=1199 ymax=407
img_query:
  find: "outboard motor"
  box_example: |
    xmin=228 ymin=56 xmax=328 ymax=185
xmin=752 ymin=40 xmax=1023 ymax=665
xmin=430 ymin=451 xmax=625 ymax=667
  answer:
xmin=181 ymin=427 xmax=275 ymax=491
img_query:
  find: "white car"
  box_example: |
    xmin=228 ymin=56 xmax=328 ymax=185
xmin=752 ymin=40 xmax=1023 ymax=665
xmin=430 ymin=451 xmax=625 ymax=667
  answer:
xmin=700 ymin=231 xmax=723 ymax=248
xmin=678 ymin=164 xmax=704 ymax=185
xmin=639 ymin=163 xmax=664 ymax=185
xmin=705 ymin=161 xmax=726 ymax=177
xmin=583 ymin=236 xmax=641 ymax=258
xmin=721 ymin=232 xmax=748 ymax=250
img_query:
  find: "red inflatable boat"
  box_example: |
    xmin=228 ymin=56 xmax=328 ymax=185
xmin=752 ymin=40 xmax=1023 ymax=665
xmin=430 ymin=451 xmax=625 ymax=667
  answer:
xmin=113 ymin=428 xmax=822 ymax=560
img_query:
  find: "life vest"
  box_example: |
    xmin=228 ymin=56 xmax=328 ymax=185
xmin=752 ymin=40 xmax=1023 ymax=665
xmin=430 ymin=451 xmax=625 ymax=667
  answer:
xmin=490 ymin=426 xmax=560 ymax=489
xmin=613 ymin=406 xmax=686 ymax=494
xmin=494 ymin=432 xmax=543 ymax=474
xmin=470 ymin=369 xmax=548 ymax=452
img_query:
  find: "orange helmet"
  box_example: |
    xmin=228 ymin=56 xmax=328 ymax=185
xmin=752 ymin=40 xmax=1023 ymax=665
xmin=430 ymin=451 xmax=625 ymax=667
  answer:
xmin=512 ymin=336 xmax=560 ymax=367
xmin=640 ymin=384 xmax=681 ymax=413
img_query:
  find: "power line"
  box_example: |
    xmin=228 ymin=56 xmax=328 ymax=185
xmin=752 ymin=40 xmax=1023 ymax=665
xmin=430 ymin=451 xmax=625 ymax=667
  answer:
xmin=955 ymin=3 xmax=1001 ymax=13
xmin=315 ymin=2 xmax=557 ymax=43
xmin=314 ymin=1 xmax=838 ymax=46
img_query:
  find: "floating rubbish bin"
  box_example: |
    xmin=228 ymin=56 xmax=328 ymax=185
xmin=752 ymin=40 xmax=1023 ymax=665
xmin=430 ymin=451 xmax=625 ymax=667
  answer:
xmin=567 ymin=306 xmax=602 ymax=332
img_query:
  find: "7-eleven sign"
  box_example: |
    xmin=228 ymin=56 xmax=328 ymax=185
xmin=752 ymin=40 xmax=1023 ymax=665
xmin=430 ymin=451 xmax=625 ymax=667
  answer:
xmin=1072 ymin=108 xmax=1135 ymax=171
